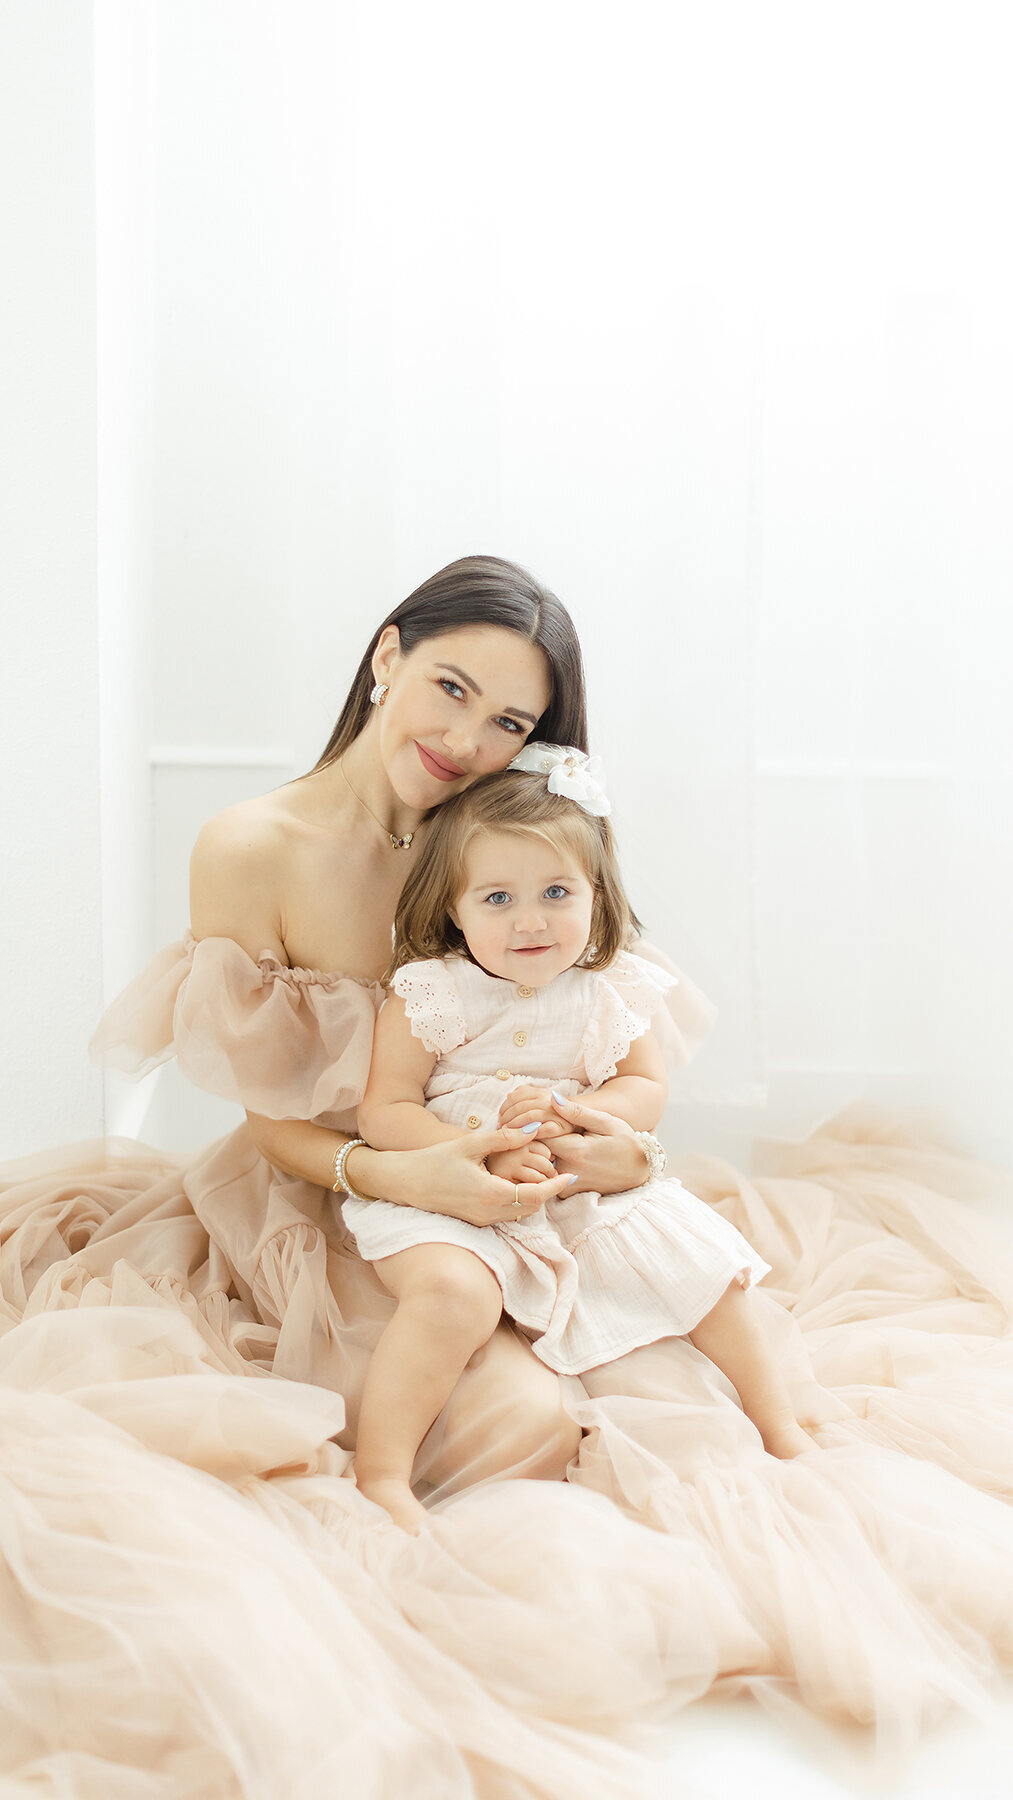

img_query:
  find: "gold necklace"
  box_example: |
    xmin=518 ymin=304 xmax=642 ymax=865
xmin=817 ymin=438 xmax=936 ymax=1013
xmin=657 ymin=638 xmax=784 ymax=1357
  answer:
xmin=338 ymin=761 xmax=415 ymax=850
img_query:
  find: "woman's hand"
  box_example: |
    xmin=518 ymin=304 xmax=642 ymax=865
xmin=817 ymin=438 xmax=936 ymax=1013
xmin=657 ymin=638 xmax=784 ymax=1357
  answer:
xmin=351 ymin=1126 xmax=578 ymax=1227
xmin=540 ymin=1092 xmax=651 ymax=1196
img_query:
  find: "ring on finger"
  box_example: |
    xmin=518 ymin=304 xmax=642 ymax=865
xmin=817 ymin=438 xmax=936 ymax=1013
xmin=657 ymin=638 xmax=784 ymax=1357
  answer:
xmin=512 ymin=1184 xmax=522 ymax=1213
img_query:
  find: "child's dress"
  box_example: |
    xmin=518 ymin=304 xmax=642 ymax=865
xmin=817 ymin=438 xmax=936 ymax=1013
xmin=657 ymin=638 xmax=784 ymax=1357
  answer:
xmin=342 ymin=950 xmax=769 ymax=1374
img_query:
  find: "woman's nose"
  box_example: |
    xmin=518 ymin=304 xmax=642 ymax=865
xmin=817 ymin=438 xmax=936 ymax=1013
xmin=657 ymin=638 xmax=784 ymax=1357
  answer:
xmin=442 ymin=721 xmax=477 ymax=760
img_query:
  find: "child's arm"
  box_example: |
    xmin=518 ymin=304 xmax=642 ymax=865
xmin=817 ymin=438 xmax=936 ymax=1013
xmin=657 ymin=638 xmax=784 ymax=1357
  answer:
xmin=582 ymin=1030 xmax=668 ymax=1130
xmin=361 ymin=994 xmax=560 ymax=1186
xmin=499 ymin=1030 xmax=668 ymax=1136
xmin=358 ymin=994 xmax=465 ymax=1150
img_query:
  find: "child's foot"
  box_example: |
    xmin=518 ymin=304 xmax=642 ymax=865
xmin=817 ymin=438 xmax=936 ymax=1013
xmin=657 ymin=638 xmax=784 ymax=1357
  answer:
xmin=762 ymin=1420 xmax=818 ymax=1459
xmin=355 ymin=1473 xmax=430 ymax=1534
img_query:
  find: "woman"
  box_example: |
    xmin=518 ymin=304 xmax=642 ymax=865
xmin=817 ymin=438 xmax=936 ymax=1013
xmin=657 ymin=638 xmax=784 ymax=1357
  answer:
xmin=3 ymin=555 xmax=1013 ymax=1796
xmin=170 ymin=552 xmax=690 ymax=1491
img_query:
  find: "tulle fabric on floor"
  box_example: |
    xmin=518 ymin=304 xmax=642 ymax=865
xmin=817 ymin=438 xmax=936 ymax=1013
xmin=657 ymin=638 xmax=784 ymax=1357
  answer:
xmin=2 ymin=935 xmax=1013 ymax=1796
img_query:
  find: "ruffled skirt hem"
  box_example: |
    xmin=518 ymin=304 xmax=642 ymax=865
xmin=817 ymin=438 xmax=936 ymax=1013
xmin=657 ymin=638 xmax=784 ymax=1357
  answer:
xmin=343 ymin=1177 xmax=772 ymax=1375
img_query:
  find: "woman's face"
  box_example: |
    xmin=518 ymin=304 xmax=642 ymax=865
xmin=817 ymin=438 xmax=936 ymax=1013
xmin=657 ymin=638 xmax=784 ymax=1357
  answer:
xmin=373 ymin=626 xmax=552 ymax=809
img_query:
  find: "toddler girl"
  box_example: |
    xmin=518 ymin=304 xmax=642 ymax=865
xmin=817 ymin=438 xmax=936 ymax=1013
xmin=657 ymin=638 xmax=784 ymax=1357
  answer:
xmin=341 ymin=745 xmax=814 ymax=1531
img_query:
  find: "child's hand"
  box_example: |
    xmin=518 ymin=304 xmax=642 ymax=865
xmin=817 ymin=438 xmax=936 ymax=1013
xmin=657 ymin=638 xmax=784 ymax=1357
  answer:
xmin=486 ymin=1143 xmax=558 ymax=1183
xmin=497 ymin=1086 xmax=574 ymax=1140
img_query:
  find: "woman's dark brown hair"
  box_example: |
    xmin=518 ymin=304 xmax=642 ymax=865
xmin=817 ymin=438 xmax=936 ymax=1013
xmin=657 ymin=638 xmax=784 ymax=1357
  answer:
xmin=310 ymin=555 xmax=588 ymax=771
xmin=386 ymin=769 xmax=643 ymax=984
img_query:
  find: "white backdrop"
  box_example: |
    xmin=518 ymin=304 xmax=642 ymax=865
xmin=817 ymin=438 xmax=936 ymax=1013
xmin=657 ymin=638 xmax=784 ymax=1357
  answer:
xmin=3 ymin=0 xmax=1012 ymax=1168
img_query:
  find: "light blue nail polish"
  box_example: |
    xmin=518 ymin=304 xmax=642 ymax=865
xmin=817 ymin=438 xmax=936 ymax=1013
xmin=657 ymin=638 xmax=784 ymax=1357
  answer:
xmin=567 ymin=1173 xmax=578 ymax=1183
xmin=521 ymin=1121 xmax=540 ymax=1133
xmin=551 ymin=1090 xmax=566 ymax=1104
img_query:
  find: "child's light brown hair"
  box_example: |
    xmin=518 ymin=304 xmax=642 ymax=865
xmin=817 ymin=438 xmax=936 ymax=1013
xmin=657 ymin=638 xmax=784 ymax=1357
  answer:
xmin=386 ymin=769 xmax=643 ymax=983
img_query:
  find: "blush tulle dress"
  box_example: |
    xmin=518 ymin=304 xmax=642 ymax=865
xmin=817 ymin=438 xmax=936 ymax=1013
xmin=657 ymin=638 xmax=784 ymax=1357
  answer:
xmin=343 ymin=951 xmax=770 ymax=1372
xmin=2 ymin=930 xmax=1013 ymax=1798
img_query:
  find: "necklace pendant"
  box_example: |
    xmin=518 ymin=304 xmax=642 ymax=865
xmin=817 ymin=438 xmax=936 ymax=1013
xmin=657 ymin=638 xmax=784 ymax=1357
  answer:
xmin=389 ymin=830 xmax=414 ymax=850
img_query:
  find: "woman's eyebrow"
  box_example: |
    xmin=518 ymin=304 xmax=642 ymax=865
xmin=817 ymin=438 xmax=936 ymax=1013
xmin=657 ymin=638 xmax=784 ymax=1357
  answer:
xmin=436 ymin=663 xmax=539 ymax=727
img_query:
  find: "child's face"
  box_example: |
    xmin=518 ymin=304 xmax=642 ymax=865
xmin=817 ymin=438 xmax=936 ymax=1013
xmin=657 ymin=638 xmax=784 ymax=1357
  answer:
xmin=451 ymin=830 xmax=595 ymax=986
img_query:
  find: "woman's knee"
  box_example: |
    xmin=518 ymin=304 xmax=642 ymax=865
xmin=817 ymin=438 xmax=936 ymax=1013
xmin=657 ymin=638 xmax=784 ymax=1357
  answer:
xmin=507 ymin=1390 xmax=582 ymax=1478
xmin=473 ymin=1326 xmax=581 ymax=1475
xmin=421 ymin=1323 xmax=581 ymax=1493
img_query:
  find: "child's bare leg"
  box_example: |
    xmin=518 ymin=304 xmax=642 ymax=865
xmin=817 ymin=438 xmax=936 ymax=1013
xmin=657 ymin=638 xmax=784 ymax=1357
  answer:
xmin=689 ymin=1281 xmax=816 ymax=1458
xmin=353 ymin=1243 xmax=504 ymax=1531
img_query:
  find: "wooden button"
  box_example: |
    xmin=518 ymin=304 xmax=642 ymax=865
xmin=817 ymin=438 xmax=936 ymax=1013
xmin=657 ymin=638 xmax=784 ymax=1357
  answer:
xmin=517 ymin=984 xmax=534 ymax=998
xmin=513 ymin=1030 xmax=527 ymax=1047
xmin=466 ymin=1114 xmax=482 ymax=1129
xmin=495 ymin=1068 xmax=511 ymax=1081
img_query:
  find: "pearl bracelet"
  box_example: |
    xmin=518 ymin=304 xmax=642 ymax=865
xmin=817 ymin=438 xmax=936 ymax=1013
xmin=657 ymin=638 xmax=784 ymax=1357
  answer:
xmin=332 ymin=1136 xmax=369 ymax=1200
xmin=633 ymin=1131 xmax=667 ymax=1184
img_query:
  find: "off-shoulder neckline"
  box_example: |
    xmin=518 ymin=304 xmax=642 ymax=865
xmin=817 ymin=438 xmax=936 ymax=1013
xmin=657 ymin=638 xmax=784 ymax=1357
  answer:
xmin=182 ymin=930 xmax=382 ymax=993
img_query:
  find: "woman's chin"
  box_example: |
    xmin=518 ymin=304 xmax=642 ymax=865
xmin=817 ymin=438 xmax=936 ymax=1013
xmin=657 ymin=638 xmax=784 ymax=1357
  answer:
xmin=388 ymin=755 xmax=465 ymax=810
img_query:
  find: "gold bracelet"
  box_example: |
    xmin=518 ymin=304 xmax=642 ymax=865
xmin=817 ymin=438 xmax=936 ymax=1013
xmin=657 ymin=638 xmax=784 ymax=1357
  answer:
xmin=332 ymin=1136 xmax=369 ymax=1200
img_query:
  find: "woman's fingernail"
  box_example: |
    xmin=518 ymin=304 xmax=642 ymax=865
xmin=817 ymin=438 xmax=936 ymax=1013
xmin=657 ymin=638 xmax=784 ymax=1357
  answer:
xmin=567 ymin=1173 xmax=579 ymax=1183
xmin=521 ymin=1121 xmax=540 ymax=1133
xmin=551 ymin=1090 xmax=567 ymax=1104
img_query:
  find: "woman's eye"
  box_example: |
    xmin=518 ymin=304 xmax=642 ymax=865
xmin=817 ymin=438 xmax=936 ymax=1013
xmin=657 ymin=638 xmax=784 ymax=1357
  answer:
xmin=484 ymin=891 xmax=511 ymax=907
xmin=438 ymin=678 xmax=465 ymax=700
xmin=494 ymin=716 xmax=524 ymax=735
xmin=544 ymin=885 xmax=569 ymax=900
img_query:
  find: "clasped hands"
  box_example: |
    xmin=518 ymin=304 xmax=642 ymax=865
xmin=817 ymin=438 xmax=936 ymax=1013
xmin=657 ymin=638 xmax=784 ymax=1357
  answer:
xmin=485 ymin=1085 xmax=581 ymax=1184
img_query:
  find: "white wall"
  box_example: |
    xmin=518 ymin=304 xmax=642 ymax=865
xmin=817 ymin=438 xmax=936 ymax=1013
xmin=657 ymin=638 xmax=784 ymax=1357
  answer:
xmin=141 ymin=2 xmax=1013 ymax=1168
xmin=0 ymin=1 xmax=104 ymax=1157
xmin=95 ymin=0 xmax=157 ymax=1140
xmin=4 ymin=2 xmax=1012 ymax=1169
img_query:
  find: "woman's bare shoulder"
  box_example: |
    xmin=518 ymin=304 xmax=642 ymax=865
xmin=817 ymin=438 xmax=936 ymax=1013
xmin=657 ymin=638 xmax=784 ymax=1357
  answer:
xmin=189 ymin=794 xmax=298 ymax=961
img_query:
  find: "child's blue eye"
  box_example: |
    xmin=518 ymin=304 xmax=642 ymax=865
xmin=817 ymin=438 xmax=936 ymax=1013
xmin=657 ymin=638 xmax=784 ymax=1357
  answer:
xmin=544 ymin=885 xmax=569 ymax=900
xmin=485 ymin=891 xmax=511 ymax=906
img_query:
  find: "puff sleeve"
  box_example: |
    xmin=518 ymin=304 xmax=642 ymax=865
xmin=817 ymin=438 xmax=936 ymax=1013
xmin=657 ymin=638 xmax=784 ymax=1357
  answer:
xmin=90 ymin=934 xmax=382 ymax=1129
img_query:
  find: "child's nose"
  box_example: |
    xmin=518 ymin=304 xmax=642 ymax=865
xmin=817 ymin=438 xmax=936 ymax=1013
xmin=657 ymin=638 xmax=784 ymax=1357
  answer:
xmin=514 ymin=905 xmax=547 ymax=932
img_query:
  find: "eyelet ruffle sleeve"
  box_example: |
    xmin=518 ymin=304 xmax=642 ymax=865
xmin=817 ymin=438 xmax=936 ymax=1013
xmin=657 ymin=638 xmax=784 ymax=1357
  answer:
xmin=90 ymin=934 xmax=381 ymax=1127
xmin=580 ymin=948 xmax=710 ymax=1087
xmin=390 ymin=959 xmax=468 ymax=1056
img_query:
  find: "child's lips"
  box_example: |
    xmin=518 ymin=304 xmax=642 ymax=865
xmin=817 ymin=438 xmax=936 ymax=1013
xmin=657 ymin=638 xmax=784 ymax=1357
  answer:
xmin=512 ymin=945 xmax=553 ymax=955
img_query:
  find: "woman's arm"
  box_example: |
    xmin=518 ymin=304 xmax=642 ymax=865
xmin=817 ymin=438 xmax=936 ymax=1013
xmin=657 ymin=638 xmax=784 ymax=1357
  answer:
xmin=189 ymin=808 xmax=291 ymax=963
xmin=248 ymin=1110 xmax=568 ymax=1224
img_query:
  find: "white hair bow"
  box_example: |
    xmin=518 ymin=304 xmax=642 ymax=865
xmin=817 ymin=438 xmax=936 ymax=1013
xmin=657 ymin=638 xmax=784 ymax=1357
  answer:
xmin=507 ymin=742 xmax=612 ymax=817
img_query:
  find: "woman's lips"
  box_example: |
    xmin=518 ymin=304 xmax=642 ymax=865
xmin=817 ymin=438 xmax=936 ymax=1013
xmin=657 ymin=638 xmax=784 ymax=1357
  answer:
xmin=414 ymin=741 xmax=465 ymax=781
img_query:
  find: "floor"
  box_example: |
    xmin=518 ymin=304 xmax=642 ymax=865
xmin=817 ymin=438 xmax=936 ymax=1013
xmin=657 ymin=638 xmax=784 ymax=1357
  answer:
xmin=657 ymin=1682 xmax=1013 ymax=1799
